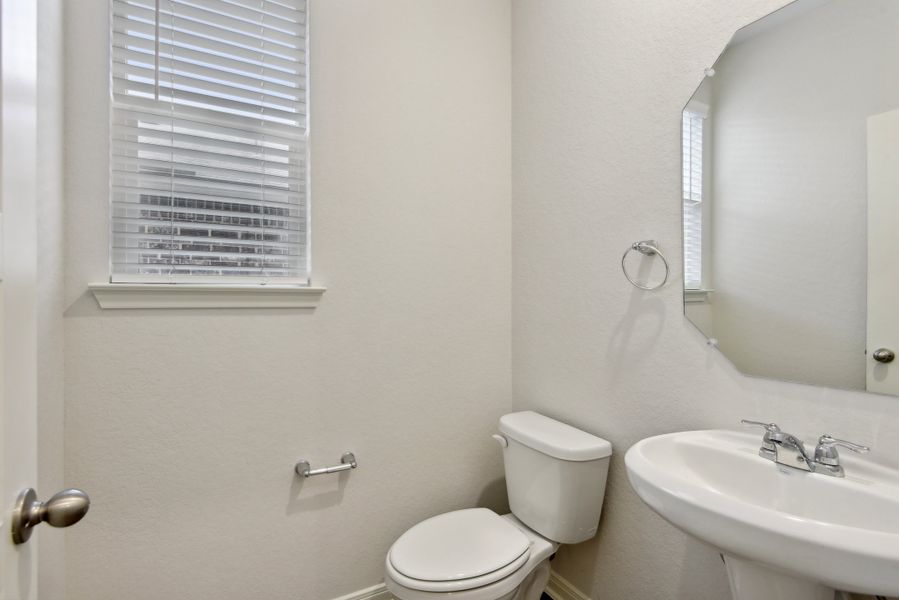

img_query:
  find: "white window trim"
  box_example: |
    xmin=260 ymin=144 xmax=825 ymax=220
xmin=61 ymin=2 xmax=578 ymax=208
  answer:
xmin=684 ymin=288 xmax=714 ymax=303
xmin=89 ymin=282 xmax=325 ymax=309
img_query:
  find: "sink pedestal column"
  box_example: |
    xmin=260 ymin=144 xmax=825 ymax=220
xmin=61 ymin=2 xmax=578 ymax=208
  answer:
xmin=723 ymin=555 xmax=836 ymax=600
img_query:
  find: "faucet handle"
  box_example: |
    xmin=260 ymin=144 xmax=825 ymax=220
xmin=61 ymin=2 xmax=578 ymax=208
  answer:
xmin=816 ymin=435 xmax=870 ymax=455
xmin=740 ymin=419 xmax=781 ymax=433
xmin=741 ymin=420 xmax=782 ymax=460
xmin=814 ymin=435 xmax=869 ymax=471
xmin=741 ymin=420 xmax=783 ymax=454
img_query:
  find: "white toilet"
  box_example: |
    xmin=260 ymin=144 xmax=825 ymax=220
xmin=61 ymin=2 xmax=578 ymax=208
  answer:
xmin=384 ymin=411 xmax=612 ymax=600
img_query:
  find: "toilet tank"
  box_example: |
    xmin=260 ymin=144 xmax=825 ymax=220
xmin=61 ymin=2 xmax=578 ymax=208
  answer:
xmin=498 ymin=411 xmax=611 ymax=544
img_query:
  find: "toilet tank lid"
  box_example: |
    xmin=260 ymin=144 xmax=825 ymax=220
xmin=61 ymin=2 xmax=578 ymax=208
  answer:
xmin=499 ymin=411 xmax=612 ymax=461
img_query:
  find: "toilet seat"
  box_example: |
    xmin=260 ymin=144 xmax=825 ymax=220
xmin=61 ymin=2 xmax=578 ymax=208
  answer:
xmin=387 ymin=508 xmax=531 ymax=593
xmin=385 ymin=513 xmax=559 ymax=600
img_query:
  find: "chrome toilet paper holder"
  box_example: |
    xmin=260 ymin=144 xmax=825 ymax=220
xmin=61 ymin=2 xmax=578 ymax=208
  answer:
xmin=295 ymin=452 xmax=357 ymax=478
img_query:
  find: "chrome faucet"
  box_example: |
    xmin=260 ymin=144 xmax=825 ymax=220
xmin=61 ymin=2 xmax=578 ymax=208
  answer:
xmin=740 ymin=420 xmax=869 ymax=477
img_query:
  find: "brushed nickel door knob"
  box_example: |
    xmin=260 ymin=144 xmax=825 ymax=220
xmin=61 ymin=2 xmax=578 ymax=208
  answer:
xmin=873 ymin=348 xmax=895 ymax=363
xmin=11 ymin=488 xmax=90 ymax=544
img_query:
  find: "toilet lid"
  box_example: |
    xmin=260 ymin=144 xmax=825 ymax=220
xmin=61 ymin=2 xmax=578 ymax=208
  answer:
xmin=388 ymin=508 xmax=531 ymax=584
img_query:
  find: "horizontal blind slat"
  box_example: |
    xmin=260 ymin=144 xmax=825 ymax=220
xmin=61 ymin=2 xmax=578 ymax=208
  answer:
xmin=113 ymin=265 xmax=302 ymax=275
xmin=112 ymin=65 xmax=302 ymax=115
xmin=111 ymin=215 xmax=304 ymax=235
xmin=112 ymin=171 xmax=304 ymax=203
xmin=112 ymin=15 xmax=304 ymax=75
xmin=214 ymin=0 xmax=305 ymax=23
xmin=113 ymin=49 xmax=303 ymax=99
xmin=113 ymin=34 xmax=303 ymax=83
xmin=111 ymin=196 xmax=306 ymax=223
xmin=111 ymin=196 xmax=305 ymax=222
xmin=112 ymin=126 xmax=302 ymax=163
xmin=113 ymin=231 xmax=302 ymax=249
xmin=112 ymin=108 xmax=304 ymax=148
xmin=111 ymin=161 xmax=303 ymax=192
xmin=111 ymin=155 xmax=305 ymax=189
xmin=112 ymin=78 xmax=304 ymax=125
xmin=166 ymin=0 xmax=304 ymax=41
xmin=111 ymin=95 xmax=304 ymax=138
xmin=116 ymin=2 xmax=303 ymax=55
xmin=111 ymin=139 xmax=299 ymax=176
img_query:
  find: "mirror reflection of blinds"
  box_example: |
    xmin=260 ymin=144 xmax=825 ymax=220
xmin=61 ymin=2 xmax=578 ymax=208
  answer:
xmin=682 ymin=110 xmax=703 ymax=290
xmin=110 ymin=0 xmax=308 ymax=283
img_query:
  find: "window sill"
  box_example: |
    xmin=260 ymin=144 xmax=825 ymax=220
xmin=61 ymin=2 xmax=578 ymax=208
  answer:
xmin=684 ymin=288 xmax=714 ymax=303
xmin=88 ymin=283 xmax=326 ymax=310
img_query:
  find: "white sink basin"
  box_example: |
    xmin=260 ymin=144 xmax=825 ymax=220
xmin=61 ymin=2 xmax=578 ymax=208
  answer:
xmin=625 ymin=429 xmax=899 ymax=600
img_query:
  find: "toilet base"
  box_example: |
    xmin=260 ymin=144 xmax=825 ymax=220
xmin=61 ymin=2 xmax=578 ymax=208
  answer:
xmin=386 ymin=558 xmax=552 ymax=600
xmin=509 ymin=558 xmax=551 ymax=600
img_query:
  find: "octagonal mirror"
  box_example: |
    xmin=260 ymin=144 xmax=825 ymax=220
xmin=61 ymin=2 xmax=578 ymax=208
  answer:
xmin=682 ymin=0 xmax=899 ymax=396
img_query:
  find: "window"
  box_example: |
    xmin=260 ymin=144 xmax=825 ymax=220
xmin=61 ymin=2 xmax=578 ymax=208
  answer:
xmin=110 ymin=0 xmax=308 ymax=284
xmin=682 ymin=108 xmax=704 ymax=290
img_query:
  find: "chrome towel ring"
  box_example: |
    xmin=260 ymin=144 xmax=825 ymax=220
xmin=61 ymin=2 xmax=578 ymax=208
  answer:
xmin=622 ymin=240 xmax=669 ymax=291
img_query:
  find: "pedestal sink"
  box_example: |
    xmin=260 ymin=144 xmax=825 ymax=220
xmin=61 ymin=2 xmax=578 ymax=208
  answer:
xmin=625 ymin=430 xmax=899 ymax=600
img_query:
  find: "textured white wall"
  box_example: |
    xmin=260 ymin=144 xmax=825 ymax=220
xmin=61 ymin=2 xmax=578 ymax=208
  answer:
xmin=708 ymin=0 xmax=899 ymax=391
xmin=511 ymin=1 xmax=899 ymax=599
xmin=63 ymin=2 xmax=511 ymax=599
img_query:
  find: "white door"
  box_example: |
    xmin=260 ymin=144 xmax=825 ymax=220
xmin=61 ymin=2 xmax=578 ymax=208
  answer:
xmin=0 ymin=0 xmax=41 ymax=598
xmin=866 ymin=109 xmax=899 ymax=395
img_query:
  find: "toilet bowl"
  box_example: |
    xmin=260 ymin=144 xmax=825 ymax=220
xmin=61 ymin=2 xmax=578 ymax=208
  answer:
xmin=384 ymin=411 xmax=612 ymax=600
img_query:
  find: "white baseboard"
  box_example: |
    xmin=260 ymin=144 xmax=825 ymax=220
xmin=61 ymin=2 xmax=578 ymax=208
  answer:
xmin=332 ymin=570 xmax=589 ymax=600
xmin=331 ymin=583 xmax=392 ymax=600
xmin=545 ymin=570 xmax=591 ymax=600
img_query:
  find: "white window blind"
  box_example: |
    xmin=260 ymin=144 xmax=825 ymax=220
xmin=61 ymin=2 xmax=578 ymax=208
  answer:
xmin=682 ymin=109 xmax=703 ymax=290
xmin=111 ymin=0 xmax=308 ymax=284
